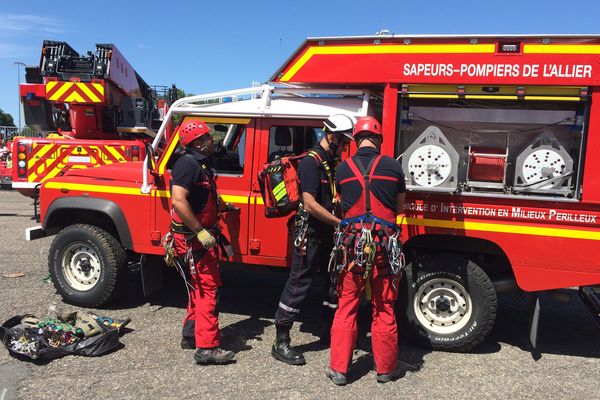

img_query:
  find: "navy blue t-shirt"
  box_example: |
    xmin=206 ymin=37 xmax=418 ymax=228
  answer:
xmin=170 ymin=151 xmax=214 ymax=214
xmin=298 ymin=144 xmax=335 ymax=229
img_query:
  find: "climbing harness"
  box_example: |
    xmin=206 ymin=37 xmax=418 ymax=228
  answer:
xmin=329 ymin=154 xmax=405 ymax=297
xmin=290 ymin=150 xmax=337 ymax=255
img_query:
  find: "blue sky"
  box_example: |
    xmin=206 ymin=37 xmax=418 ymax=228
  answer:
xmin=1 ymin=0 xmax=599 ymax=127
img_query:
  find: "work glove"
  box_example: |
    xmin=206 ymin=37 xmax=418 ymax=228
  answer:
xmin=196 ymin=228 xmax=216 ymax=249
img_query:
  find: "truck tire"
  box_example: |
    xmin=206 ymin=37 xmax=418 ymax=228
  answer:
xmin=48 ymin=224 xmax=127 ymax=307
xmin=398 ymin=253 xmax=497 ymax=352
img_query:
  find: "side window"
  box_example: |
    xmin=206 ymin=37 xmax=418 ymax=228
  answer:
xmin=268 ymin=125 xmax=321 ymax=161
xmin=164 ymin=120 xmax=248 ymax=174
xmin=211 ymin=123 xmax=246 ymax=174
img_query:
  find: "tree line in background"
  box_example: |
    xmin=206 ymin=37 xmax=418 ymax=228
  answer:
xmin=0 ymin=108 xmax=15 ymax=127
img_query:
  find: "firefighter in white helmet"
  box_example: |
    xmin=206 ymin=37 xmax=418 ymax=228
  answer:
xmin=272 ymin=114 xmax=355 ymax=365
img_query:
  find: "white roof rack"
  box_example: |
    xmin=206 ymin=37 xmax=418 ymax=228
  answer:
xmin=142 ymin=85 xmax=371 ymax=193
xmin=151 ymin=84 xmax=370 ymax=149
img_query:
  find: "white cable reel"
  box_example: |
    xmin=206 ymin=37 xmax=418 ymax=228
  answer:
xmin=514 ymin=131 xmax=574 ymax=195
xmin=402 ymin=126 xmax=459 ymax=190
xmin=407 ymin=144 xmax=453 ymax=187
xmin=521 ymin=150 xmax=568 ymax=186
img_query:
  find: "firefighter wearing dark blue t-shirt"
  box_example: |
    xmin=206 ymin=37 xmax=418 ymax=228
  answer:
xmin=170 ymin=119 xmax=235 ymax=365
xmin=326 ymin=116 xmax=406 ymax=385
xmin=272 ymin=114 xmax=355 ymax=366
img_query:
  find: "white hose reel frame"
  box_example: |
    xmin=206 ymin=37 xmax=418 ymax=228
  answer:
xmin=402 ymin=126 xmax=460 ymax=191
xmin=513 ymin=131 xmax=574 ymax=195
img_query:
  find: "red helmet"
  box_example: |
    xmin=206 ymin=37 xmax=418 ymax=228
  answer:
xmin=352 ymin=116 xmax=382 ymax=139
xmin=179 ymin=119 xmax=211 ymax=147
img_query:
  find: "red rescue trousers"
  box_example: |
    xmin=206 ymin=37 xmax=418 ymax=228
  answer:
xmin=330 ymin=269 xmax=398 ymax=375
xmin=175 ymin=236 xmax=222 ymax=349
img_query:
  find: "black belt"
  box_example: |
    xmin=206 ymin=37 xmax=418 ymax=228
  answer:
xmin=171 ymin=220 xmax=231 ymax=260
xmin=170 ymin=220 xmax=195 ymax=235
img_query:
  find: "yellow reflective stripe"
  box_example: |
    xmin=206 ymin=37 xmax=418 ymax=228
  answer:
xmin=408 ymin=94 xmax=459 ymax=99
xmin=523 ymin=96 xmax=581 ymax=101
xmin=92 ymin=82 xmax=104 ymax=96
xmin=158 ymin=132 xmax=180 ymax=174
xmin=524 ymin=44 xmax=600 ymax=54
xmin=281 ymin=44 xmax=495 ymax=81
xmin=272 ymin=181 xmax=287 ymax=201
xmin=465 ymin=95 xmax=518 ymax=100
xmin=27 ymin=144 xmax=53 ymax=169
xmin=76 ymin=83 xmax=101 ymax=102
xmin=147 ymin=191 xmax=252 ymax=203
xmin=48 ymin=82 xmax=71 ymax=101
xmin=44 ymin=182 xmax=147 ymax=195
xmin=105 ymin=146 xmax=125 ymax=162
xmin=399 ymin=216 xmax=600 ymax=241
xmin=408 ymin=94 xmax=581 ymax=102
xmin=64 ymin=91 xmax=85 ymax=103
xmin=40 ymin=164 xmax=65 ymax=181
xmin=27 ymin=144 xmax=56 ymax=182
xmin=45 ymin=81 xmax=58 ymax=92
xmin=221 ymin=194 xmax=249 ymax=204
xmin=199 ymin=117 xmax=251 ymax=124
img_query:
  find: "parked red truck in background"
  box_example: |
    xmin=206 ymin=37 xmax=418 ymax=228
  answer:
xmin=11 ymin=40 xmax=176 ymax=198
xmin=26 ymin=34 xmax=600 ymax=352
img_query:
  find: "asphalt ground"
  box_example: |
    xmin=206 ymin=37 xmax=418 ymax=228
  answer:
xmin=0 ymin=189 xmax=599 ymax=399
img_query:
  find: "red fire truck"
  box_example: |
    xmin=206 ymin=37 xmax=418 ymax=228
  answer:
xmin=26 ymin=34 xmax=600 ymax=352
xmin=12 ymin=41 xmax=175 ymax=198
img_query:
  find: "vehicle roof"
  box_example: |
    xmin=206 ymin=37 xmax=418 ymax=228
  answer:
xmin=271 ymin=34 xmax=600 ymax=85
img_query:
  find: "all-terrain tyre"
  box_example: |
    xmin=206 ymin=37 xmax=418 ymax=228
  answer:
xmin=48 ymin=224 xmax=127 ymax=307
xmin=398 ymin=253 xmax=497 ymax=352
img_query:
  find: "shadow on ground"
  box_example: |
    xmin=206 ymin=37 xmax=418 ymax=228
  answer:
xmin=100 ymin=262 xmax=600 ymax=362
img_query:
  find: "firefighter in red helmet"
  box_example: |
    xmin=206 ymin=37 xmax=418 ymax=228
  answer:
xmin=326 ymin=116 xmax=406 ymax=385
xmin=169 ymin=118 xmax=235 ymax=364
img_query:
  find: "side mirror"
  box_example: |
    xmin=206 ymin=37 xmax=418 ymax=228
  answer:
xmin=143 ymin=141 xmax=156 ymax=172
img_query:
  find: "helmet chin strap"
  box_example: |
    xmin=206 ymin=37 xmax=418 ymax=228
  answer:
xmin=325 ymin=134 xmax=337 ymax=157
xmin=327 ymin=133 xmax=347 ymax=159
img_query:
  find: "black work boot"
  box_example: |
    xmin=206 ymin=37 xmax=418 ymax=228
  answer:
xmin=180 ymin=337 xmax=195 ymax=350
xmin=194 ymin=347 xmax=235 ymax=365
xmin=271 ymin=328 xmax=306 ymax=365
xmin=376 ymin=366 xmax=405 ymax=383
xmin=325 ymin=366 xmax=347 ymax=386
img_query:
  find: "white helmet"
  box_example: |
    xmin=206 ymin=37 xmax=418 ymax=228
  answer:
xmin=324 ymin=114 xmax=356 ymax=140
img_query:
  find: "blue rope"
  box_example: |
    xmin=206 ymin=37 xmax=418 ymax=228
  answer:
xmin=339 ymin=214 xmax=398 ymax=230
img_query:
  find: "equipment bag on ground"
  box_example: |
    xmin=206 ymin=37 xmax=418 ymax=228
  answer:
xmin=0 ymin=311 xmax=130 ymax=362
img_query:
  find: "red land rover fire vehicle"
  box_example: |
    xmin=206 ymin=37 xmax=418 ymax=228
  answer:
xmin=12 ymin=41 xmax=175 ymax=198
xmin=27 ymin=34 xmax=600 ymax=352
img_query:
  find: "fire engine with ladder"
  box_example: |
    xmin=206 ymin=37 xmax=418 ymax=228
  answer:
xmin=25 ymin=34 xmax=600 ymax=352
xmin=11 ymin=40 xmax=176 ymax=198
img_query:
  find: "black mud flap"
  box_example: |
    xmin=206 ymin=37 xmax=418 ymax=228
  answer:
xmin=527 ymin=293 xmax=542 ymax=360
xmin=140 ymin=254 xmax=164 ymax=297
xmin=578 ymin=286 xmax=600 ymax=328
